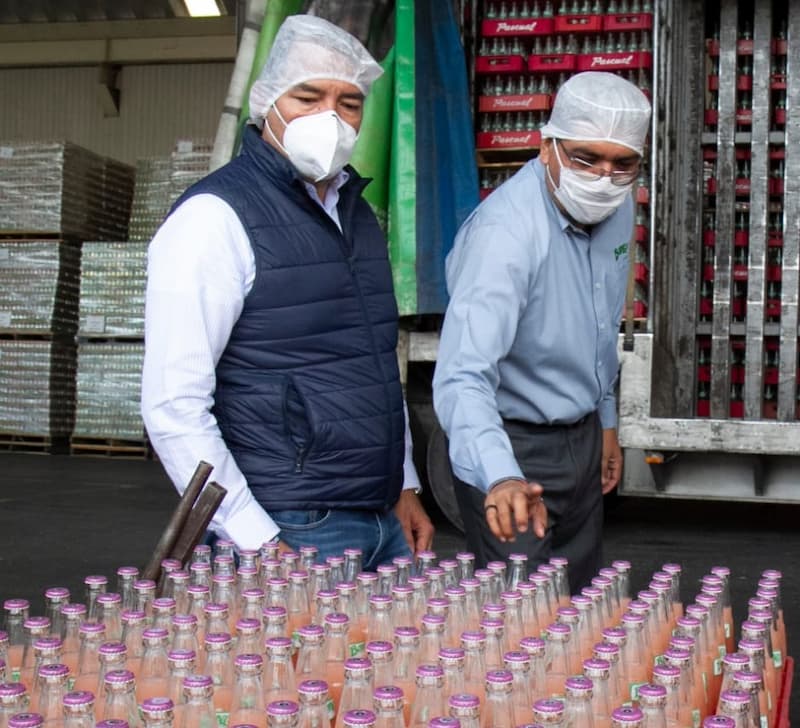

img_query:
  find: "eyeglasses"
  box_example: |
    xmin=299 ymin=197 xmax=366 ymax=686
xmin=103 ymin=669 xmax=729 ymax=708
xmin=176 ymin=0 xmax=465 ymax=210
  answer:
xmin=556 ymin=139 xmax=641 ymax=186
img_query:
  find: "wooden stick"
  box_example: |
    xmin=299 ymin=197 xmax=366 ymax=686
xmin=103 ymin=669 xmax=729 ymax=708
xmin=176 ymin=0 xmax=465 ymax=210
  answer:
xmin=168 ymin=481 xmax=228 ymax=565
xmin=141 ymin=460 xmax=214 ymax=581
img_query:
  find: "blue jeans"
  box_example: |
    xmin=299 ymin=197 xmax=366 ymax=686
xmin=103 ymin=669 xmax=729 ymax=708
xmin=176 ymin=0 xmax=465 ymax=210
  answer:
xmin=270 ymin=508 xmax=412 ymax=571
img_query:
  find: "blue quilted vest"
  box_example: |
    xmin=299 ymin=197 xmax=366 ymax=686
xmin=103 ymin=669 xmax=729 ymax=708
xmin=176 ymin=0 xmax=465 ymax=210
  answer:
xmin=171 ymin=126 xmax=405 ymax=511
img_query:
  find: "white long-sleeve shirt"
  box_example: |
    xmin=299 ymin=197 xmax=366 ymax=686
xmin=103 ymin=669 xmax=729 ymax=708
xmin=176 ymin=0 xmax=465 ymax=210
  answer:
xmin=141 ymin=182 xmax=421 ymax=551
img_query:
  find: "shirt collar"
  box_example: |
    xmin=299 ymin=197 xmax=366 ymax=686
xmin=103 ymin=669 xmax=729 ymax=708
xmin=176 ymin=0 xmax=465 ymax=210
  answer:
xmin=302 ymin=169 xmax=350 ymax=209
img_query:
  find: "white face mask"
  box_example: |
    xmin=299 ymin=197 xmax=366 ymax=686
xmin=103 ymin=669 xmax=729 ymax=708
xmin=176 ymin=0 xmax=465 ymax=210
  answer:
xmin=547 ymin=141 xmax=632 ymax=225
xmin=268 ymin=105 xmax=358 ymax=182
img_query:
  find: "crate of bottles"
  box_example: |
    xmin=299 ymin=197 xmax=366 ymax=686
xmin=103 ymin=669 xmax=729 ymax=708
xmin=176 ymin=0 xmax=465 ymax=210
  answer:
xmin=0 ymin=240 xmax=81 ymax=336
xmin=78 ymin=242 xmax=148 ymax=339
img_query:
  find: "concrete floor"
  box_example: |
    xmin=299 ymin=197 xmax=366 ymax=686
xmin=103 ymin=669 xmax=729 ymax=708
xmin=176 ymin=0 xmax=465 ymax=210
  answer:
xmin=0 ymin=452 xmax=795 ymax=720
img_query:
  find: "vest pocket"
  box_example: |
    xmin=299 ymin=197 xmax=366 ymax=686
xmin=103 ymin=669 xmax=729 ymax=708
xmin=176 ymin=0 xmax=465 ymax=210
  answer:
xmin=283 ymin=376 xmax=315 ymax=473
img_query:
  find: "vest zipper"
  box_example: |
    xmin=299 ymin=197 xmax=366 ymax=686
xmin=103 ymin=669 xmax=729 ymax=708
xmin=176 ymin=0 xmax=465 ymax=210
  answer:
xmin=295 ymin=446 xmax=307 ymax=473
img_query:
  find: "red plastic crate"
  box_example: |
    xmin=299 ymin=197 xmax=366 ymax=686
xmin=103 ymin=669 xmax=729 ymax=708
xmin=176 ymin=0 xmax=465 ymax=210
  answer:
xmin=766 ymin=299 xmax=782 ymax=318
xmin=762 ymin=402 xmax=777 ymax=419
xmin=702 ymin=264 xmax=715 ymax=281
xmin=475 ymin=129 xmax=541 ymax=150
xmin=478 ymin=94 xmax=551 ymax=112
xmin=708 ymin=74 xmax=719 ymax=91
xmin=731 ymin=367 xmax=746 ymax=385
xmin=729 ymin=401 xmax=744 ymax=418
xmin=774 ymin=655 xmax=793 ymax=728
xmin=554 ymin=14 xmax=603 ymax=33
xmin=707 ymin=178 xmax=717 ymax=195
xmin=696 ymin=400 xmax=710 ymax=417
xmin=577 ymin=50 xmax=653 ymax=72
xmin=769 ymin=177 xmax=784 ymax=196
xmin=736 ymin=108 xmax=752 ymax=126
xmin=475 ymin=55 xmax=527 ymax=74
xmin=633 ymin=300 xmax=647 ymax=318
xmin=735 ymin=177 xmax=750 ymax=196
xmin=704 ymin=230 xmax=716 ymax=246
xmin=481 ymin=17 xmax=555 ymax=36
xmin=528 ymin=53 xmax=578 ymax=72
xmin=734 ymin=229 xmax=748 ymax=247
xmin=733 ymin=264 xmax=748 ymax=281
xmin=737 ymin=38 xmax=754 ymax=54
xmin=772 ymin=74 xmax=787 ymax=90
xmin=636 ymin=186 xmax=649 ymax=205
xmin=767 ymin=264 xmax=782 ymax=282
xmin=479 ymin=188 xmax=494 ymax=200
xmin=603 ymin=12 xmax=653 ymax=31
xmin=705 ymin=108 xmax=718 ymax=126
xmin=774 ymin=108 xmax=787 ymax=127
xmin=737 ymin=74 xmax=753 ymax=91
xmin=634 ymin=262 xmax=648 ymax=283
xmin=764 ymin=368 xmax=780 ymax=385
xmin=697 ymin=366 xmax=711 ymax=382
xmin=699 ymin=299 xmax=713 ymax=317
xmin=635 ymin=224 xmax=647 ymax=243
xmin=706 ymin=38 xmax=720 ymax=56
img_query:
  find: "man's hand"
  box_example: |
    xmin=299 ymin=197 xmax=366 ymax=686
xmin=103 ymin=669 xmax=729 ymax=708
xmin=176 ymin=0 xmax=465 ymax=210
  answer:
xmin=394 ymin=490 xmax=435 ymax=555
xmin=484 ymin=479 xmax=547 ymax=543
xmin=601 ymin=428 xmax=623 ymax=494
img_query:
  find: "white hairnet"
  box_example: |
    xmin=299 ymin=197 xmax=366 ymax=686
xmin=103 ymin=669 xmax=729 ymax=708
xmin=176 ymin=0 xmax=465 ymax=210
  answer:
xmin=540 ymin=72 xmax=652 ymax=155
xmin=249 ymin=14 xmax=383 ymax=127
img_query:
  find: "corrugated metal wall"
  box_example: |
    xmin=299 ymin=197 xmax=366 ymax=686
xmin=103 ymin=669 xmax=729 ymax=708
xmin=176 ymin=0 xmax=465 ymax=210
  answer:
xmin=0 ymin=63 xmax=233 ymax=164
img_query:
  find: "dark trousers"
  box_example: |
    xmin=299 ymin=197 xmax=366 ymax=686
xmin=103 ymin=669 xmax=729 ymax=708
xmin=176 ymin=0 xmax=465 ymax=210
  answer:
xmin=454 ymin=413 xmax=604 ymax=595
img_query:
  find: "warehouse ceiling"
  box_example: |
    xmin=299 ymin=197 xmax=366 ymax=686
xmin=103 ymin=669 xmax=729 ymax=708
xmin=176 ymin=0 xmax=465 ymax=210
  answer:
xmin=0 ymin=0 xmax=236 ymax=23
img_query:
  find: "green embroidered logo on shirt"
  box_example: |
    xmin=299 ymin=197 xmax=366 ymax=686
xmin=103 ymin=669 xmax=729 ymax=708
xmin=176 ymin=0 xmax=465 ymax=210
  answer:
xmin=614 ymin=243 xmax=628 ymax=260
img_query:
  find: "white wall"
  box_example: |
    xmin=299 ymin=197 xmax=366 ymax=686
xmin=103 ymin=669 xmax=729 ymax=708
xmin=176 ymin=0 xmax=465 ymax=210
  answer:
xmin=0 ymin=62 xmax=233 ymax=165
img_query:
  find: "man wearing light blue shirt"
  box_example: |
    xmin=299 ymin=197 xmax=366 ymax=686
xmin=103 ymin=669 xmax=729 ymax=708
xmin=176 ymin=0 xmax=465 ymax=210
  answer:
xmin=433 ymin=72 xmax=651 ymax=592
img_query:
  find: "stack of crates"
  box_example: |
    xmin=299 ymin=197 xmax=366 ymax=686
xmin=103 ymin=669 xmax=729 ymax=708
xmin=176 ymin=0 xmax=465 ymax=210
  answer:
xmin=472 ymin=0 xmax=654 ymax=321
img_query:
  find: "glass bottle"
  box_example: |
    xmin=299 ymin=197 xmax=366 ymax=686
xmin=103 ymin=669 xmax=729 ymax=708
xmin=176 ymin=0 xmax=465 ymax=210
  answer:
xmin=324 ymin=615 xmax=350 ymax=710
xmin=717 ymin=688 xmax=751 ymax=728
xmin=592 ymin=643 xmax=623 ymax=712
xmin=84 ymin=577 xmax=108 ymax=623
xmin=204 ymin=632 xmax=234 ymax=714
xmin=20 ymin=618 xmax=51 ymax=689
xmin=500 ymin=591 xmax=524 ymax=652
xmin=570 ymin=596 xmax=596 ymax=664
xmin=235 ymin=619 xmax=262 ymax=658
xmin=137 ymin=629 xmax=170 ymax=703
xmin=179 ymin=674 xmax=217 ymax=728
xmin=0 ymin=683 xmax=29 ymax=728
xmin=101 ymin=669 xmax=140 ymax=727
xmin=393 ymin=556 xmax=413 ymax=587
xmin=140 ymin=697 xmax=174 ymax=728
xmin=583 ymin=658 xmax=612 ymax=728
xmin=545 ymin=623 xmax=572 ymax=697
xmin=408 ymin=578 xmax=429 ymax=628
xmin=409 ymin=665 xmax=446 ymax=728
xmin=118 ymin=611 xmax=145 ymax=678
xmin=29 ymin=638 xmax=63 ymax=710
xmin=264 ymin=637 xmax=297 ymax=706
xmin=186 ymin=586 xmax=210 ymax=645
xmin=372 ymin=686 xmax=404 ymax=728
xmin=338 ymin=583 xmax=363 ymax=653
xmin=298 ymin=679 xmax=332 ymax=728
xmin=448 ymin=693 xmax=480 ymax=728
xmin=240 ymin=589 xmax=266 ymax=625
xmin=620 ymin=612 xmax=650 ymax=689
xmin=636 ymin=683 xmax=667 ymax=728
xmin=3 ymin=599 xmax=30 ymax=675
xmin=203 ymin=604 xmax=230 ymax=639
xmin=334 ymin=659 xmax=373 ymax=728
xmin=43 ymin=589 xmax=69 ymax=641
xmin=8 ymin=715 xmax=44 ymax=728
xmin=34 ymin=663 xmax=69 ymax=725
xmin=438 ymin=648 xmax=465 ymax=702
xmin=455 ymin=554 xmax=475 ymax=583
xmin=328 ymin=559 xmax=346 ymax=589
xmin=556 ymin=608 xmax=583 ymax=677
xmin=341 ymin=710 xmax=375 ymax=728
xmin=298 ymin=546 xmax=318 ymax=575
xmin=355 ymin=574 xmax=378 ymax=640
xmin=366 ymin=598 xmax=393 ymax=645
xmin=520 ymin=636 xmax=547 ymax=703
xmin=393 ymin=627 xmax=421 ymax=719
xmin=94 ymin=642 xmax=127 ymax=711
xmin=62 ymin=690 xmax=96 ymax=728
xmin=479 ymin=619 xmax=505 ymax=672
xmin=365 ymin=642 xmax=394 ymax=689
xmin=166 ymin=570 xmax=191 ymax=617
xmin=420 ymin=616 xmax=445 ymax=667
xmin=229 ymin=653 xmax=266 ymax=728
xmin=171 ymin=615 xmax=200 ymax=656
xmin=391 ymin=586 xmax=415 ymax=634
xmin=264 ymin=607 xmax=289 ymax=641
xmin=532 ymin=697 xmax=566 ymax=727
xmin=167 ymin=649 xmax=196 ymax=708
xmin=316 ymin=593 xmax=339 ymax=629
xmin=288 ymin=573 xmax=312 ymax=640
xmin=151 ymin=599 xmax=177 ymax=635
xmin=611 ymin=706 xmax=643 ymax=728
xmin=730 ymin=670 xmax=764 ymax=728
xmin=296 ymin=626 xmax=326 ymax=684
xmin=132 ymin=581 xmax=156 ymax=620
xmin=96 ymin=596 xmax=123 ymax=643
xmin=506 ymin=555 xmax=529 ymax=592
xmin=458 ymin=632 xmax=486 ymax=705
xmin=342 ymin=550 xmax=363 ymax=585
xmin=564 ymin=676 xmax=595 ymax=728
xmin=74 ymin=623 xmax=106 ymax=694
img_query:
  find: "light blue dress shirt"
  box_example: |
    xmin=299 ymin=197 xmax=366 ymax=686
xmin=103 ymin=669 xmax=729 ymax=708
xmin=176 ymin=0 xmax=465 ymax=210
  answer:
xmin=432 ymin=158 xmax=632 ymax=492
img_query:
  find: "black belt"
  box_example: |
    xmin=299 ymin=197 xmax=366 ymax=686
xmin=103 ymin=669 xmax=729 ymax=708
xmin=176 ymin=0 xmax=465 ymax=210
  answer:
xmin=503 ymin=412 xmax=595 ymax=430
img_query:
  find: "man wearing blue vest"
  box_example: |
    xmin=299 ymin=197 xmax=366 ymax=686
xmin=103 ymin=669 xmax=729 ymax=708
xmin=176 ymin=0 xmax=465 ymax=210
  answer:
xmin=142 ymin=15 xmax=433 ymax=568
xmin=433 ymin=72 xmax=651 ymax=592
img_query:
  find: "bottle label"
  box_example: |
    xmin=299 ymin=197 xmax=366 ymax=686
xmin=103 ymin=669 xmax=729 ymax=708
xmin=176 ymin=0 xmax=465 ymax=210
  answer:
xmin=630 ymin=682 xmax=647 ymax=702
xmin=719 ymin=645 xmax=727 ymax=659
xmin=724 ymin=622 xmax=732 ymax=639
xmin=653 ymin=654 xmax=665 ymax=666
xmin=713 ymin=657 xmax=722 ymax=676
xmin=348 ymin=640 xmax=365 ymax=658
xmin=692 ymin=708 xmax=701 ymax=728
xmin=327 ymin=698 xmax=336 ymax=720
xmin=760 ymin=718 xmax=768 ymax=728
xmin=10 ymin=668 xmax=20 ymax=683
xmin=216 ymin=710 xmax=229 ymax=727
xmin=67 ymin=676 xmax=76 ymax=691
xmin=292 ymin=629 xmax=302 ymax=651
xmin=773 ymin=649 xmax=783 ymax=668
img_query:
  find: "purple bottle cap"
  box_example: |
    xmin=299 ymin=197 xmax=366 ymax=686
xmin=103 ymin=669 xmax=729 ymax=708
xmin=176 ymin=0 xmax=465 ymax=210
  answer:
xmin=564 ymin=676 xmax=593 ymax=693
xmin=591 ymin=575 xmax=612 ymax=588
xmin=186 ymin=584 xmax=210 ymax=595
xmin=738 ymin=638 xmax=763 ymax=653
xmin=533 ymin=698 xmax=565 ymax=715
xmin=546 ymin=622 xmax=571 ymax=637
xmin=33 ymin=636 xmax=62 ymax=651
xmin=142 ymin=697 xmax=174 ymax=713
xmin=205 ymin=602 xmax=229 ymax=614
xmin=661 ymin=563 xmax=681 ymax=574
xmin=503 ymin=650 xmax=530 ymax=664
xmin=342 ymin=709 xmax=375 ymax=727
xmin=324 ymin=612 xmax=350 ymax=628
xmin=612 ymin=560 xmax=632 ymax=571
xmin=416 ymin=664 xmax=444 ymax=679
xmin=298 ymin=679 xmax=330 ymax=696
xmin=516 ymin=582 xmax=536 ymax=595
xmin=0 ymin=683 xmax=27 ymax=699
xmin=438 ymin=647 xmax=465 ymax=662
xmin=133 ymin=579 xmax=156 ymax=592
xmin=79 ymin=622 xmax=105 ymax=635
xmin=723 ymin=652 xmax=751 ymax=668
xmin=611 ymin=706 xmax=643 ymax=723
xmin=368 ymin=594 xmax=392 ymax=607
xmin=267 ymin=700 xmax=300 ymax=717
xmin=663 ymin=647 xmax=691 ymax=663
xmin=685 ymin=605 xmax=709 ymax=621
xmin=44 ymin=587 xmax=70 ymax=600
xmin=142 ymin=628 xmax=169 ymax=641
xmin=59 ymin=602 xmax=86 ymax=617
xmin=263 ymin=605 xmax=288 ymax=619
xmin=289 ymin=570 xmax=309 ymax=582
xmin=761 ymin=569 xmax=782 ymax=580
xmin=550 ymin=556 xmax=568 ymax=568
xmin=669 ymin=637 xmax=695 ymax=654
xmin=637 ymin=684 xmax=667 ymax=701
xmin=168 ymin=649 xmax=196 ymax=662
xmin=297 ymin=624 xmax=324 ymax=639
xmin=395 ymin=626 xmax=420 ymax=639
xmin=459 ymin=578 xmax=479 ymax=590
xmin=733 ymin=669 xmax=762 ymax=687
xmin=98 ymin=641 xmax=126 ymax=656
xmin=621 ymin=612 xmax=645 ymax=627
xmin=444 ymin=586 xmax=466 ymax=599
xmin=152 ymin=597 xmax=176 ymax=610
xmin=602 ymin=627 xmax=626 ymax=643
xmin=183 ymin=674 xmax=213 ymax=689
xmin=741 ymin=620 xmax=767 ymax=636
xmin=652 ymin=664 xmax=681 ymax=680
xmin=429 ymin=718 xmax=460 ymax=728
xmin=96 ymin=722 xmax=129 ymax=728
xmin=84 ymin=575 xmax=107 ymax=586
xmin=485 ymin=669 xmax=512 ymax=685
xmin=519 ymin=636 xmax=545 ymax=652
xmin=599 ymin=567 xmax=618 ymax=581
xmin=425 ymin=566 xmax=445 ymax=580
xmin=97 ymin=593 xmax=122 ymax=605
xmin=62 ymin=691 xmax=95 ymax=707
xmin=8 ymin=715 xmax=44 ymax=728
xmin=344 ymin=657 xmax=372 ymax=672
xmin=205 ymin=631 xmax=233 ymax=646
xmin=720 ymin=688 xmax=751 ymax=705
xmin=315 ymin=589 xmax=337 ymax=602
xmin=38 ymin=664 xmax=69 ymax=680
xmin=374 ymin=685 xmax=403 ymax=701
xmin=265 ymin=636 xmax=292 ymax=650
xmin=676 ymin=615 xmax=701 ymax=630
xmin=173 ymin=614 xmax=198 ymax=628
xmin=703 ymin=719 xmax=735 ymax=728
xmin=3 ymin=599 xmax=29 ymax=611
xmin=651 ymin=570 xmax=671 ymax=583
xmin=234 ymin=653 xmax=263 ymax=668
xmin=24 ymin=617 xmax=50 ymax=630
xmin=556 ymin=606 xmax=578 ymax=620
xmin=357 ymin=571 xmax=379 ymax=583
xmin=422 ymin=614 xmax=446 ymax=627
xmin=241 ymin=588 xmax=265 ymax=601
xmin=448 ymin=693 xmax=480 ymax=709
xmin=104 ymin=669 xmax=135 ymax=685
xmin=120 ymin=609 xmax=144 ymax=623
xmin=116 ymin=566 xmax=139 ymax=577
xmin=366 ymin=641 xmax=393 ymax=655
xmin=593 ymin=642 xmax=619 ymax=659
xmin=581 ymin=586 xmax=602 ymax=600
xmin=392 ymin=584 xmax=414 ymax=597
xmin=571 ymin=594 xmax=592 ymax=608
xmin=236 ymin=618 xmax=261 ymax=632
xmin=583 ymin=657 xmax=611 ymax=673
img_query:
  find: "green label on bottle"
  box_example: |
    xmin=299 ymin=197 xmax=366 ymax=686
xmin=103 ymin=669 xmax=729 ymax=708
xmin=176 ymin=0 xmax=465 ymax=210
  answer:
xmin=773 ymin=649 xmax=783 ymax=668
xmin=348 ymin=640 xmax=365 ymax=658
xmin=654 ymin=654 xmax=665 ymax=666
xmin=327 ymin=698 xmax=336 ymax=720
xmin=630 ymin=682 xmax=647 ymax=702
xmin=692 ymin=708 xmax=701 ymax=728
xmin=216 ymin=710 xmax=229 ymax=728
xmin=713 ymin=657 xmax=722 ymax=676
xmin=292 ymin=629 xmax=301 ymax=651
xmin=67 ymin=676 xmax=76 ymax=691
xmin=719 ymin=645 xmax=727 ymax=659
xmin=10 ymin=668 xmax=19 ymax=683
